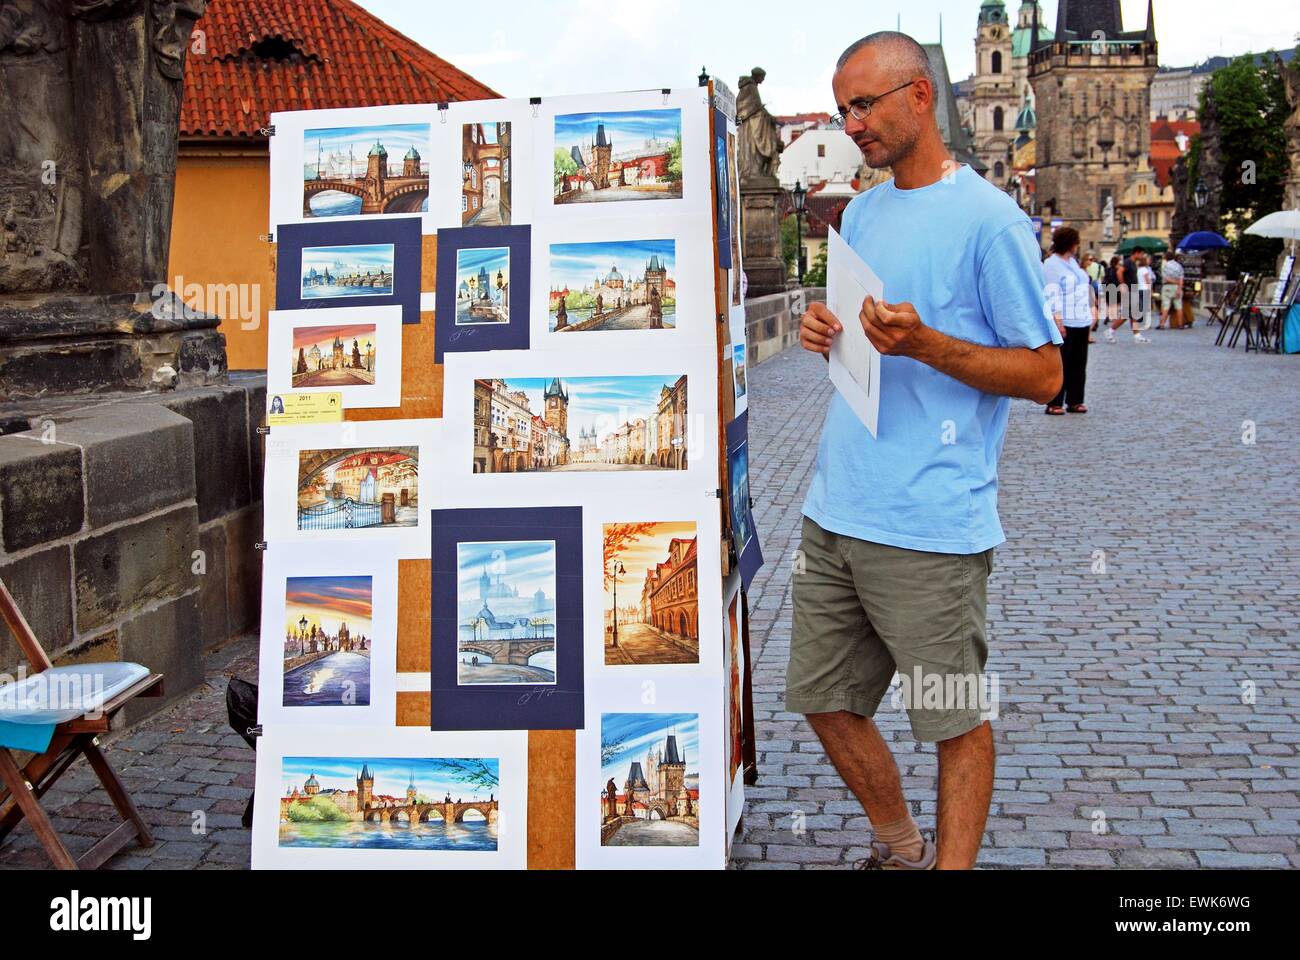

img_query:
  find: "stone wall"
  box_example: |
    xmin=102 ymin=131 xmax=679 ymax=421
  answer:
xmin=0 ymin=374 xmax=267 ymax=722
xmin=745 ymin=287 xmax=824 ymax=365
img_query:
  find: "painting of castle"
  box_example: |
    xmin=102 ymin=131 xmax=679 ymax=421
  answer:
xmin=278 ymin=756 xmax=499 ymax=851
xmin=303 ymin=122 xmax=429 ymax=218
xmin=456 ymin=539 xmax=557 ymax=685
xmin=548 ymin=239 xmax=676 ymax=332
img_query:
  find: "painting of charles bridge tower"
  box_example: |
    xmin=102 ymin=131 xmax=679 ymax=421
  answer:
xmin=600 ymin=713 xmax=700 ymax=846
xmin=303 ymin=122 xmax=430 ymax=217
xmin=553 ymin=109 xmax=683 ymax=203
xmin=278 ymin=757 xmax=499 ymax=851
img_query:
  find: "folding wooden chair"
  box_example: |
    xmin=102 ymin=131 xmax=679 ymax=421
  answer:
xmin=1222 ymin=275 xmax=1264 ymax=349
xmin=0 ymin=580 xmax=163 ymax=869
xmin=1206 ymin=275 xmax=1243 ymax=328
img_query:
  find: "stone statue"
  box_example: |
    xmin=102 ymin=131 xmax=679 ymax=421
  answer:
xmin=1278 ymin=54 xmax=1300 ymax=210
xmin=0 ymin=0 xmax=222 ymax=397
xmin=737 ymin=68 xmax=782 ymax=184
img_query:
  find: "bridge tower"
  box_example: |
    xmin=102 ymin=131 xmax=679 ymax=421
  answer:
xmin=402 ymin=145 xmax=422 ymax=178
xmin=406 ymin=770 xmax=418 ymax=804
xmin=357 ymin=763 xmax=374 ymax=810
xmin=591 ymin=121 xmax=612 ymax=189
xmin=658 ymin=734 xmax=686 ymax=813
xmin=365 ymin=140 xmax=389 ymax=203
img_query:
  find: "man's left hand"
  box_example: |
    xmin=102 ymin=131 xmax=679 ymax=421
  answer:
xmin=860 ymin=295 xmax=930 ymax=358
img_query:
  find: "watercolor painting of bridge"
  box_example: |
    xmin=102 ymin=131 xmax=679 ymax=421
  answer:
xmin=456 ymin=539 xmax=557 ymax=685
xmin=300 ymin=244 xmax=395 ymax=300
xmin=303 ymin=122 xmax=430 ymax=218
xmin=278 ymin=756 xmax=499 ymax=851
xmin=282 ymin=575 xmax=373 ymax=708
xmin=599 ymin=712 xmax=700 ymax=846
xmin=548 ymin=239 xmax=675 ymax=332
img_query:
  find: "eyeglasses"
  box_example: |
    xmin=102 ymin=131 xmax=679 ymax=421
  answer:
xmin=829 ymin=81 xmax=916 ymax=129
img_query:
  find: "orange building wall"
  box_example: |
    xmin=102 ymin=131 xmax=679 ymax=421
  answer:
xmin=167 ymin=148 xmax=273 ymax=370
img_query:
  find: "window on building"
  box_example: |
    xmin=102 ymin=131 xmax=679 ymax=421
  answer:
xmin=991 ymin=51 xmax=1002 ymax=74
xmin=993 ymin=107 xmax=1004 ymax=131
xmin=461 ymin=195 xmax=467 ymax=212
xmin=994 ymin=161 xmax=1005 ymax=179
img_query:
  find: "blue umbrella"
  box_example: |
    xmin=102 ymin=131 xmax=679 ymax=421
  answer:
xmin=1177 ymin=230 xmax=1230 ymax=251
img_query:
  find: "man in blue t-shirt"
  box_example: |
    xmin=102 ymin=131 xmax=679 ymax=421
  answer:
xmin=788 ymin=31 xmax=1061 ymax=870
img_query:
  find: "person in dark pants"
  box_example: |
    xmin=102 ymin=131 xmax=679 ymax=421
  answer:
xmin=1042 ymin=227 xmax=1093 ymax=414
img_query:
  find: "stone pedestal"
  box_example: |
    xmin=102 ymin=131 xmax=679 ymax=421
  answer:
xmin=0 ymin=292 xmax=226 ymax=401
xmin=740 ymin=176 xmax=788 ymax=299
xmin=0 ymin=374 xmax=266 ymax=722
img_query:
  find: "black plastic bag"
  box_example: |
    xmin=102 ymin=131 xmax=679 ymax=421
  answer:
xmin=225 ymin=678 xmax=259 ymax=827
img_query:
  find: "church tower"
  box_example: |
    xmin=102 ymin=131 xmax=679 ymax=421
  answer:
xmin=591 ymin=121 xmax=612 ymax=189
xmin=971 ymin=0 xmax=1018 ymax=185
xmin=406 ymin=770 xmax=418 ymax=804
xmin=1029 ymin=0 xmax=1158 ymax=252
xmin=544 ymin=377 xmax=568 ymax=439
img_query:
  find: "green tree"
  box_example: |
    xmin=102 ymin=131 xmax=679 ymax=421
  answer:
xmin=804 ymin=246 xmax=828 ymax=286
xmin=554 ymin=147 xmax=578 ymax=195
xmin=1196 ymin=51 xmax=1292 ymax=275
xmin=780 ymin=214 xmax=800 ymax=277
xmin=666 ymin=138 xmax=683 ymax=181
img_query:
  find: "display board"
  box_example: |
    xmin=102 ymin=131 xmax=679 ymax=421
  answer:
xmin=252 ymin=82 xmax=760 ymax=869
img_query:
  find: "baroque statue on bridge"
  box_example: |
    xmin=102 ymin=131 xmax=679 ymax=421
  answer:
xmin=737 ymin=67 xmax=783 ymax=185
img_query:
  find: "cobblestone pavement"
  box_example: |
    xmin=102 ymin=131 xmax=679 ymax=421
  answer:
xmin=1 ymin=321 xmax=1295 ymax=871
xmin=733 ymin=320 xmax=1300 ymax=869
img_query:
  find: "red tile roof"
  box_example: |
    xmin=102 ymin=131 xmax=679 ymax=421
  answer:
xmin=1150 ymin=118 xmax=1200 ymax=189
xmin=181 ymin=0 xmax=501 ymax=139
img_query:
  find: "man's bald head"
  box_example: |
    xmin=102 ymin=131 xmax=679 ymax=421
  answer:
xmin=836 ymin=31 xmax=935 ymax=97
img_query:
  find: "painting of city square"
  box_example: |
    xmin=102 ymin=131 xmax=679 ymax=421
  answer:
xmin=602 ymin=522 xmax=699 ymax=666
xmin=729 ymin=439 xmax=752 ymax=553
xmin=300 ymin=243 xmax=395 ymax=299
xmin=297 ymin=447 xmax=418 ymax=531
xmin=474 ymin=375 xmax=687 ymax=474
xmin=553 ymin=109 xmax=682 ymax=204
xmin=600 ymin=713 xmax=699 ymax=846
xmin=456 ymin=539 xmax=557 ymax=685
xmin=303 ymin=122 xmax=429 ymax=218
xmin=278 ymin=756 xmax=499 ymax=851
xmin=455 ymin=247 xmax=510 ymax=325
xmin=462 ymin=122 xmax=511 ymax=226
xmin=282 ymin=576 xmax=373 ymax=707
xmin=548 ymin=239 xmax=676 ymax=332
xmin=291 ymin=323 xmax=376 ymax=387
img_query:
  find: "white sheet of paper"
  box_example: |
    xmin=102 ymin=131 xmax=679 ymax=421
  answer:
xmin=826 ymin=227 xmax=883 ymax=437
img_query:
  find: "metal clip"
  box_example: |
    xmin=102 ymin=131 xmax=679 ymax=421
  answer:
xmin=260 ymin=125 xmax=276 ymax=137
xmin=259 ymin=232 xmax=274 ymax=243
xmin=529 ymin=96 xmax=541 ymax=118
xmin=254 ymin=541 xmax=267 ymax=552
xmin=437 ymin=102 xmax=449 ymax=123
xmin=246 ymin=725 xmax=263 ymax=739
xmin=255 ymin=425 xmax=271 ymax=435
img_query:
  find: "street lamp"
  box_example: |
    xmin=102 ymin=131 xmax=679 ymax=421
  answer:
xmin=698 ymin=66 xmax=709 ymax=87
xmin=1193 ymin=179 xmax=1209 ymax=210
xmin=298 ymin=616 xmax=308 ymax=655
xmin=791 ymin=179 xmax=807 ymax=284
xmin=609 ymin=560 xmax=625 ymax=648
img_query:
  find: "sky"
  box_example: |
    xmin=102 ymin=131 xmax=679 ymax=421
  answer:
xmin=603 ymin=521 xmax=697 ymax=610
xmin=291 ymin=323 xmax=376 ymax=351
xmin=357 ymin=0 xmax=1298 ymax=115
xmin=457 ymin=539 xmax=556 ymax=605
xmin=282 ymin=757 xmax=498 ymax=799
xmin=499 ymin=376 xmax=681 ymax=438
xmin=549 ymin=239 xmax=676 ymax=291
xmin=301 ymin=243 xmax=394 ymax=275
xmin=285 ymin=575 xmax=373 ymax=635
xmin=554 ymin=110 xmax=682 ymax=150
xmin=303 ymin=122 xmax=429 ymax=170
xmin=457 ymin=246 xmax=510 ymax=284
xmin=601 ymin=712 xmax=699 ymax=782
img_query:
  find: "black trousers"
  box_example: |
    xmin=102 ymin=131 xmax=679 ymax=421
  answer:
xmin=1049 ymin=326 xmax=1090 ymax=408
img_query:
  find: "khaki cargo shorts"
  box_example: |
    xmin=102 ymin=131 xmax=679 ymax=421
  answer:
xmin=786 ymin=515 xmax=995 ymax=742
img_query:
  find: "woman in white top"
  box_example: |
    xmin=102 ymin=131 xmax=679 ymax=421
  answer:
xmin=1042 ymin=226 xmax=1095 ymax=414
xmin=1135 ymin=252 xmax=1156 ymax=335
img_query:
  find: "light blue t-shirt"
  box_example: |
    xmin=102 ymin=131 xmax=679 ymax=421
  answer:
xmin=802 ymin=163 xmax=1060 ymax=555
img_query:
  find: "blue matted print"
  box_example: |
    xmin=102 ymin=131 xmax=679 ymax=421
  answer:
xmin=430 ymin=506 xmax=583 ymax=730
xmin=276 ymin=216 xmax=423 ymax=323
xmin=726 ymin=411 xmax=763 ymax=592
xmin=713 ymin=108 xmax=732 ymax=269
xmin=434 ymin=224 xmax=532 ymax=361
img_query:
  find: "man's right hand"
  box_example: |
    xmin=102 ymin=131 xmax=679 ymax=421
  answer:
xmin=800 ymin=302 xmax=843 ymax=357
